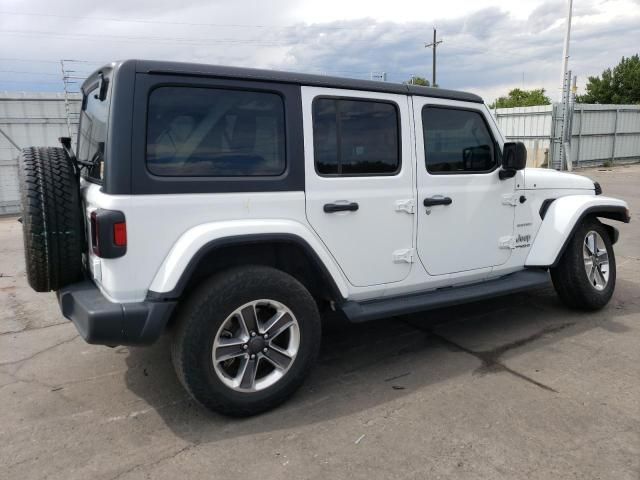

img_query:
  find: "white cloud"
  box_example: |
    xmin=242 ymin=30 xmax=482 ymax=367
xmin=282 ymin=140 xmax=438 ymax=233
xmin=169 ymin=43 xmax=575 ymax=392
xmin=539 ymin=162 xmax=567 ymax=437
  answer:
xmin=0 ymin=0 xmax=638 ymax=103
xmin=291 ymin=0 xmax=549 ymax=22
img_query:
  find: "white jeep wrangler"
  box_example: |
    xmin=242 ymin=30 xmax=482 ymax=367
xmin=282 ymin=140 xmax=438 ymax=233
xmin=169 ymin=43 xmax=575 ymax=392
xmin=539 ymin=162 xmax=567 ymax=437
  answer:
xmin=18 ymin=60 xmax=630 ymax=416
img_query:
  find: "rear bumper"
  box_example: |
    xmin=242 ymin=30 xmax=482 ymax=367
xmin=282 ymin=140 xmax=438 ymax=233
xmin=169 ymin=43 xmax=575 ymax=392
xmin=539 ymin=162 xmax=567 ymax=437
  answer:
xmin=57 ymin=280 xmax=176 ymax=346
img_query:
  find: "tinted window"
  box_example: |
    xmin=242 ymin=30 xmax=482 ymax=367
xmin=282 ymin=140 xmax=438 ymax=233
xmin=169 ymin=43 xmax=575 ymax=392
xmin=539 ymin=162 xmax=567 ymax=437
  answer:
xmin=146 ymin=87 xmax=285 ymax=176
xmin=78 ymin=83 xmax=110 ymax=181
xmin=313 ymin=98 xmax=399 ymax=175
xmin=422 ymin=107 xmax=496 ymax=173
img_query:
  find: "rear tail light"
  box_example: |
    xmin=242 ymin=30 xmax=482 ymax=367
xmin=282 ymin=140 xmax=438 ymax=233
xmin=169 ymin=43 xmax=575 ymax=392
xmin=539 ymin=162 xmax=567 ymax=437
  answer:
xmin=90 ymin=209 xmax=127 ymax=258
xmin=113 ymin=222 xmax=127 ymax=247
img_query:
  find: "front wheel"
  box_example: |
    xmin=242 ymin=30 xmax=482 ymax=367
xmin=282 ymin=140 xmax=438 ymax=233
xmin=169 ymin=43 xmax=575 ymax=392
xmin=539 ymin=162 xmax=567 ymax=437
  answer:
xmin=551 ymin=218 xmax=616 ymax=311
xmin=171 ymin=266 xmax=321 ymax=416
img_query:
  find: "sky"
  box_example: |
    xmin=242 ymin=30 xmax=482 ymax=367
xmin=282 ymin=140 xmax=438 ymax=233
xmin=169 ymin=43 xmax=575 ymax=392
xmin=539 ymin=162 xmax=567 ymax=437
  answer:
xmin=1 ymin=0 xmax=639 ymax=103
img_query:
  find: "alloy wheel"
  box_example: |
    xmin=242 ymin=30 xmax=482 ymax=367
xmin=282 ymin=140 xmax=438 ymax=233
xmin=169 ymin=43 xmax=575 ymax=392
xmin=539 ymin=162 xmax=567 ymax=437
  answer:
xmin=212 ymin=299 xmax=300 ymax=392
xmin=583 ymin=230 xmax=610 ymax=291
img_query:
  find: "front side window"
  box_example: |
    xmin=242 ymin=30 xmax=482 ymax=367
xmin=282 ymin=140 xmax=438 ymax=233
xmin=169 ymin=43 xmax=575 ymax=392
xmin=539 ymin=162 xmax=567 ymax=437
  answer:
xmin=146 ymin=87 xmax=286 ymax=177
xmin=422 ymin=107 xmax=497 ymax=173
xmin=313 ymin=98 xmax=400 ymax=175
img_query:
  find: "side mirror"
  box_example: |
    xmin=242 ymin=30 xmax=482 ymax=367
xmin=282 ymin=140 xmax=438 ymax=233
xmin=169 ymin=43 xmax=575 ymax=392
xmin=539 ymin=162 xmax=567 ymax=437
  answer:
xmin=500 ymin=141 xmax=527 ymax=179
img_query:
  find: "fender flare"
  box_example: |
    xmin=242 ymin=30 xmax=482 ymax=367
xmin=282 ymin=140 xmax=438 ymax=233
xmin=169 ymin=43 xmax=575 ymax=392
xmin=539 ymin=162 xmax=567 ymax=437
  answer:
xmin=147 ymin=220 xmax=349 ymax=301
xmin=525 ymin=195 xmax=630 ymax=268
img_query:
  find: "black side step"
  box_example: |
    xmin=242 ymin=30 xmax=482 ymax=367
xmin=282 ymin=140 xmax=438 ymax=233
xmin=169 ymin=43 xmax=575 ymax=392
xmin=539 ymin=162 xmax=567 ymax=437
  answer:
xmin=341 ymin=269 xmax=550 ymax=323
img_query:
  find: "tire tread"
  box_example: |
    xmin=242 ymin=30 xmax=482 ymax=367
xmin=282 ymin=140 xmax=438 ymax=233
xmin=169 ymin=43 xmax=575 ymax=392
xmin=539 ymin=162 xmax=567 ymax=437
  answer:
xmin=551 ymin=218 xmax=616 ymax=311
xmin=19 ymin=147 xmax=84 ymax=292
xmin=171 ymin=266 xmax=321 ymax=417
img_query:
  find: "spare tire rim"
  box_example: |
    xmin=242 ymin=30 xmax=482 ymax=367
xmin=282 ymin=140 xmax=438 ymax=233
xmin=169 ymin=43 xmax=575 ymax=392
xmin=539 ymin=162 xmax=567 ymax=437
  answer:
xmin=583 ymin=231 xmax=609 ymax=291
xmin=212 ymin=299 xmax=300 ymax=392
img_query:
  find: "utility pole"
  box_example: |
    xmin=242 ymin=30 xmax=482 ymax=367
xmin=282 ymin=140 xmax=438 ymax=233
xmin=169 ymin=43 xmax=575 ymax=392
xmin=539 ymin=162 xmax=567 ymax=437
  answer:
xmin=559 ymin=0 xmax=573 ymax=100
xmin=425 ymin=28 xmax=442 ymax=87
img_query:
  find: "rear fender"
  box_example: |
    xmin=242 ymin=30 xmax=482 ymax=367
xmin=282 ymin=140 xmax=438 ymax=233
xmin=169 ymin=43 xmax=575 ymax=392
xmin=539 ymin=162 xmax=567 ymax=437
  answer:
xmin=148 ymin=219 xmax=350 ymax=299
xmin=526 ymin=195 xmax=630 ymax=267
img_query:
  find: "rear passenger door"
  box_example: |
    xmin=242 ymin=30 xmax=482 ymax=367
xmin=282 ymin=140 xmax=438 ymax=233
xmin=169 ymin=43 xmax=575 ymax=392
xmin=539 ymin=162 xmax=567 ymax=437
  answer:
xmin=302 ymin=87 xmax=415 ymax=287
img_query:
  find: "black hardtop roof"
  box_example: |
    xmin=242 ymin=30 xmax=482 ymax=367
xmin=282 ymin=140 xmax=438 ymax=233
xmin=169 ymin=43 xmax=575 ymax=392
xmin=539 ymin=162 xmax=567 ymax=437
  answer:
xmin=108 ymin=59 xmax=484 ymax=104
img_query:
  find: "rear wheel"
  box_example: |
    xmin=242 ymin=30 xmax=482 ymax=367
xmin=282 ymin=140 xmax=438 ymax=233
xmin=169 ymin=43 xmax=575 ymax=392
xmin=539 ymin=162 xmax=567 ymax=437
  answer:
xmin=18 ymin=147 xmax=84 ymax=292
xmin=171 ymin=266 xmax=321 ymax=416
xmin=551 ymin=218 xmax=616 ymax=310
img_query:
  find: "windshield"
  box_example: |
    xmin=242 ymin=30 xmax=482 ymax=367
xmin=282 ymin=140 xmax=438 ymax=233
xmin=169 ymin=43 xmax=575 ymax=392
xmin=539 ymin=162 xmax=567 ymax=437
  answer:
xmin=77 ymin=78 xmax=111 ymax=181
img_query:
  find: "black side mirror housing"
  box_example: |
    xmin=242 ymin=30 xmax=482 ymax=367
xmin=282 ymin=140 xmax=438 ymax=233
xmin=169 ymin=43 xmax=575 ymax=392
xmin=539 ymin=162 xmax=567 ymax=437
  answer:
xmin=500 ymin=141 xmax=527 ymax=179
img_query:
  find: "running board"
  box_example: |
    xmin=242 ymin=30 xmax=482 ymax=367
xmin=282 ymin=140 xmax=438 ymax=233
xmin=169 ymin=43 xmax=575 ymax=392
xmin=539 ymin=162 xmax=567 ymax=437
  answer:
xmin=341 ymin=269 xmax=550 ymax=323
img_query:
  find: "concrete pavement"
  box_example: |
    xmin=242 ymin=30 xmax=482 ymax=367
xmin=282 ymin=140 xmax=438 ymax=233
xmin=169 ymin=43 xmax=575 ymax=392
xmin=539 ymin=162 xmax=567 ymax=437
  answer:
xmin=1 ymin=165 xmax=638 ymax=479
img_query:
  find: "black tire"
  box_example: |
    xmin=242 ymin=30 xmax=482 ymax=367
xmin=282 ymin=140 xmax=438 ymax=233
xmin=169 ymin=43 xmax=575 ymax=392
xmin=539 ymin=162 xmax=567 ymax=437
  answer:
xmin=18 ymin=147 xmax=84 ymax=292
xmin=171 ymin=265 xmax=321 ymax=417
xmin=551 ymin=218 xmax=616 ymax=311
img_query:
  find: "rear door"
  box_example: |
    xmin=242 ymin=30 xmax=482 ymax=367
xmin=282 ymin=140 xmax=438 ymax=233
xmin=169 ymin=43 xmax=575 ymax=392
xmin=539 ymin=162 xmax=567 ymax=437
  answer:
xmin=302 ymin=87 xmax=415 ymax=287
xmin=412 ymin=98 xmax=516 ymax=276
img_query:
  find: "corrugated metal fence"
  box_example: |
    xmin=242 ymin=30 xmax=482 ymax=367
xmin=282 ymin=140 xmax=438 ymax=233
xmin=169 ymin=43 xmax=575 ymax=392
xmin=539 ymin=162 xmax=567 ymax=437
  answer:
xmin=493 ymin=105 xmax=553 ymax=168
xmin=494 ymin=103 xmax=640 ymax=169
xmin=2 ymin=95 xmax=639 ymax=215
xmin=0 ymin=93 xmax=81 ymax=215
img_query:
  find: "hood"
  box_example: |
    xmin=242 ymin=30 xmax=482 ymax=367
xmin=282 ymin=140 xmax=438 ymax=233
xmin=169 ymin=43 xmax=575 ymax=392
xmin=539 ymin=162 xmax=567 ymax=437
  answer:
xmin=523 ymin=168 xmax=595 ymax=190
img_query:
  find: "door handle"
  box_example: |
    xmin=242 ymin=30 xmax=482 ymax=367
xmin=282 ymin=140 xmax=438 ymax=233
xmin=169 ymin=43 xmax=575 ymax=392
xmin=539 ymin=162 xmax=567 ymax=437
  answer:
xmin=423 ymin=196 xmax=453 ymax=207
xmin=323 ymin=202 xmax=359 ymax=213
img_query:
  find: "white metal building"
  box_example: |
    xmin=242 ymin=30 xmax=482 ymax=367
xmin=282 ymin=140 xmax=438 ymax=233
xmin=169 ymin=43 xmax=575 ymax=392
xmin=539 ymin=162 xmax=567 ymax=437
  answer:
xmin=0 ymin=92 xmax=81 ymax=215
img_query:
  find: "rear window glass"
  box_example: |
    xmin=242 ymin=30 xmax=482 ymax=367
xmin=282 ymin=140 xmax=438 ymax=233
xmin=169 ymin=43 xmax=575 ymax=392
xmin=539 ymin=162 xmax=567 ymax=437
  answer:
xmin=146 ymin=87 xmax=286 ymax=177
xmin=78 ymin=83 xmax=110 ymax=181
xmin=312 ymin=98 xmax=400 ymax=175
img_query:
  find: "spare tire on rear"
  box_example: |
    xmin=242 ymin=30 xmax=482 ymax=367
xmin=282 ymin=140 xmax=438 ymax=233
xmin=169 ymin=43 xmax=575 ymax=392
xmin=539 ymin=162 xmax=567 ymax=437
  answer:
xmin=18 ymin=147 xmax=85 ymax=292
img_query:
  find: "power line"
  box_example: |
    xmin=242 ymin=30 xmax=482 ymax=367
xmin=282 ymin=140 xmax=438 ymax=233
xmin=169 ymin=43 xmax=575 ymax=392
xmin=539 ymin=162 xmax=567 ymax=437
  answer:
xmin=0 ymin=70 xmax=61 ymax=76
xmin=0 ymin=29 xmax=286 ymax=46
xmin=0 ymin=10 xmax=422 ymax=32
xmin=0 ymin=79 xmax=65 ymax=85
xmin=0 ymin=57 xmax=104 ymax=64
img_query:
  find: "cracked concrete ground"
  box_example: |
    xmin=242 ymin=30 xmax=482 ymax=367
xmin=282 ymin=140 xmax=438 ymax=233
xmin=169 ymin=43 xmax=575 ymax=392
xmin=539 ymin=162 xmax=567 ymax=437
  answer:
xmin=1 ymin=165 xmax=639 ymax=480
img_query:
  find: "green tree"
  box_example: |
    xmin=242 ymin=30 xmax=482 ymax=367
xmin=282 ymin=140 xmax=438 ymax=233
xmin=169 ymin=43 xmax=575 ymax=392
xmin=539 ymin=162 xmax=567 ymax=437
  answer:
xmin=489 ymin=88 xmax=551 ymax=108
xmin=577 ymin=55 xmax=640 ymax=104
xmin=405 ymin=76 xmax=430 ymax=86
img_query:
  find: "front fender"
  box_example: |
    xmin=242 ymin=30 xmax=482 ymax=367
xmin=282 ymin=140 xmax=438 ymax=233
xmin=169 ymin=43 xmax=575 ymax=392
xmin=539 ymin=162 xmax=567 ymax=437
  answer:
xmin=148 ymin=219 xmax=350 ymax=299
xmin=525 ymin=195 xmax=630 ymax=267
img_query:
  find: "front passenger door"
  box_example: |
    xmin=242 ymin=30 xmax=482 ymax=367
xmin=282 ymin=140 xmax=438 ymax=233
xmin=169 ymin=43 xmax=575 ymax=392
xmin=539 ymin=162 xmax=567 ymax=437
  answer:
xmin=413 ymin=100 xmax=516 ymax=276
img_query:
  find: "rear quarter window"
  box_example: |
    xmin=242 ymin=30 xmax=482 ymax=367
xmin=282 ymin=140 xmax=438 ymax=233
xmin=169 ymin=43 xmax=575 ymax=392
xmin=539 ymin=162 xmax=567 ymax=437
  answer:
xmin=146 ymin=86 xmax=286 ymax=177
xmin=78 ymin=82 xmax=110 ymax=181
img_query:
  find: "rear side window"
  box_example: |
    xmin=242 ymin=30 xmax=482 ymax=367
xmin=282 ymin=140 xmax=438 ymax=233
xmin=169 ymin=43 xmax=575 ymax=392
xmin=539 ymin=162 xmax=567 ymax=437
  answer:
xmin=146 ymin=87 xmax=286 ymax=177
xmin=312 ymin=98 xmax=400 ymax=175
xmin=78 ymin=83 xmax=110 ymax=181
xmin=422 ymin=107 xmax=497 ymax=174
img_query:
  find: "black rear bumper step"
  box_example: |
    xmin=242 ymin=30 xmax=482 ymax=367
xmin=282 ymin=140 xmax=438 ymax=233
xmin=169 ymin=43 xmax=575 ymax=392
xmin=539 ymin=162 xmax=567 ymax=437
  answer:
xmin=341 ymin=269 xmax=550 ymax=323
xmin=58 ymin=280 xmax=176 ymax=346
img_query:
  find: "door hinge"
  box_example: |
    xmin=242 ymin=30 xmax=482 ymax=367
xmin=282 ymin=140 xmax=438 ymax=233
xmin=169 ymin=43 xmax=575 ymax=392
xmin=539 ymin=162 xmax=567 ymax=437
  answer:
xmin=393 ymin=248 xmax=415 ymax=263
xmin=501 ymin=193 xmax=519 ymax=207
xmin=395 ymin=199 xmax=415 ymax=214
xmin=498 ymin=235 xmax=516 ymax=250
